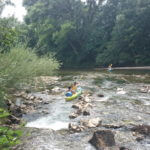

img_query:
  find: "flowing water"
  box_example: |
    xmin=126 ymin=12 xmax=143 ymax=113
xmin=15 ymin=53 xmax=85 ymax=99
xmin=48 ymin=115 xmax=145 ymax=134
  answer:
xmin=18 ymin=69 xmax=150 ymax=150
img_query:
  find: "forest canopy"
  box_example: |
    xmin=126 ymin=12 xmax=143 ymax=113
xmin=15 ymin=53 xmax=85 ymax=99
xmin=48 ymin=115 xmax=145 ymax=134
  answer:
xmin=1 ymin=0 xmax=150 ymax=67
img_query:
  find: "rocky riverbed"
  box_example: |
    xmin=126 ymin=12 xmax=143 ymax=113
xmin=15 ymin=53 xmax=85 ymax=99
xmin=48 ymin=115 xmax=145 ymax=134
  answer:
xmin=11 ymin=70 xmax=150 ymax=150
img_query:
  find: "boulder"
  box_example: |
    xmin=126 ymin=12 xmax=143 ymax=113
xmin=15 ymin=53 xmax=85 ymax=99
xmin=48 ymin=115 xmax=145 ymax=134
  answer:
xmin=89 ymin=130 xmax=116 ymax=150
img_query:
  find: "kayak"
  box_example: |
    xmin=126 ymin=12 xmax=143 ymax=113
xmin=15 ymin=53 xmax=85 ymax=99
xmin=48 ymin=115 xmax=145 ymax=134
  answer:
xmin=65 ymin=90 xmax=82 ymax=101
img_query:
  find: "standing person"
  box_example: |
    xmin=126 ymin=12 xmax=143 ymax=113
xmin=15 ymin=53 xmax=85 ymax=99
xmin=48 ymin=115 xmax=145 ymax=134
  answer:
xmin=108 ymin=64 xmax=112 ymax=72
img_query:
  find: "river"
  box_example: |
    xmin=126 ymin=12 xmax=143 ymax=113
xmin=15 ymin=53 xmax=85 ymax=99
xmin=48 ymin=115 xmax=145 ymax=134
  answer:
xmin=16 ymin=69 xmax=150 ymax=150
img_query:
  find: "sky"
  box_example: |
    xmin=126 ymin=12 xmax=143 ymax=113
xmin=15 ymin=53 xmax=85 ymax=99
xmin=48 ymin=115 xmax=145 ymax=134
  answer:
xmin=1 ymin=0 xmax=26 ymax=22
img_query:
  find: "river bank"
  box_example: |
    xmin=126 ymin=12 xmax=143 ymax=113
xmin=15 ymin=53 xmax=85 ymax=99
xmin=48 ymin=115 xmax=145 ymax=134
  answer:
xmin=95 ymin=66 xmax=150 ymax=70
xmin=8 ymin=70 xmax=150 ymax=150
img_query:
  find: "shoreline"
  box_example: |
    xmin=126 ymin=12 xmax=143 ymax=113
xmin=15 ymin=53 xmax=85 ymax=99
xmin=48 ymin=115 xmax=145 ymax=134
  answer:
xmin=95 ymin=66 xmax=150 ymax=70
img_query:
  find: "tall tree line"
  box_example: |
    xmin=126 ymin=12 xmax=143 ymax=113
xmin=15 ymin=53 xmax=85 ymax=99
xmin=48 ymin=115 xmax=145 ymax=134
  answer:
xmin=22 ymin=0 xmax=150 ymax=67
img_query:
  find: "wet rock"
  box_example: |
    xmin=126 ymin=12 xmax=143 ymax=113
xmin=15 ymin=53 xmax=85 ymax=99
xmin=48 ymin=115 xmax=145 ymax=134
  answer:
xmin=51 ymin=86 xmax=61 ymax=93
xmin=116 ymin=88 xmax=126 ymax=94
xmin=136 ymin=136 xmax=144 ymax=142
xmin=102 ymin=124 xmax=124 ymax=129
xmin=68 ymin=123 xmax=85 ymax=132
xmin=6 ymin=99 xmax=12 ymax=107
xmin=43 ymin=101 xmax=49 ymax=104
xmin=72 ymin=102 xmax=84 ymax=109
xmin=140 ymin=86 xmax=150 ymax=93
xmin=20 ymin=104 xmax=26 ymax=109
xmin=10 ymin=105 xmax=22 ymax=118
xmin=41 ymin=110 xmax=49 ymax=114
xmin=83 ymin=103 xmax=93 ymax=109
xmin=76 ymin=109 xmax=82 ymax=115
xmin=69 ymin=113 xmax=78 ymax=119
xmin=83 ymin=96 xmax=91 ymax=102
xmin=97 ymin=94 xmax=104 ymax=97
xmin=8 ymin=115 xmax=21 ymax=124
xmin=119 ymin=147 xmax=130 ymax=150
xmin=29 ymin=95 xmax=35 ymax=100
xmin=81 ymin=118 xmax=102 ymax=128
xmin=89 ymin=130 xmax=116 ymax=150
xmin=83 ymin=109 xmax=90 ymax=116
xmin=131 ymin=125 xmax=150 ymax=136
xmin=14 ymin=91 xmax=28 ymax=98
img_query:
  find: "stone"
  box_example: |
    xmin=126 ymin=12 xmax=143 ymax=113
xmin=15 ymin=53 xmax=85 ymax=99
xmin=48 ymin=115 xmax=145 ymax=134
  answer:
xmin=43 ymin=101 xmax=49 ymax=104
xmin=8 ymin=115 xmax=21 ymax=124
xmin=72 ymin=102 xmax=83 ymax=109
xmin=20 ymin=104 xmax=26 ymax=109
xmin=83 ymin=96 xmax=91 ymax=102
xmin=42 ymin=110 xmax=49 ymax=114
xmin=89 ymin=130 xmax=116 ymax=150
xmin=81 ymin=118 xmax=102 ymax=128
xmin=83 ymin=110 xmax=90 ymax=116
xmin=68 ymin=123 xmax=85 ymax=132
xmin=119 ymin=147 xmax=130 ymax=150
xmin=69 ymin=113 xmax=78 ymax=119
xmin=136 ymin=136 xmax=144 ymax=142
xmin=51 ymin=87 xmax=60 ymax=93
xmin=131 ymin=125 xmax=150 ymax=136
xmin=29 ymin=95 xmax=35 ymax=100
xmin=97 ymin=94 xmax=104 ymax=97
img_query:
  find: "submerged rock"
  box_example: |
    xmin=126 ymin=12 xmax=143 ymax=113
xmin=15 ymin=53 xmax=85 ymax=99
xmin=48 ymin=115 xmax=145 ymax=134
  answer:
xmin=89 ymin=130 xmax=116 ymax=150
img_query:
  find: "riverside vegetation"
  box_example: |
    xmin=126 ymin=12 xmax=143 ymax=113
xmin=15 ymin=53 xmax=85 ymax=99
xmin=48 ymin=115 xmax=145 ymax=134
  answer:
xmin=0 ymin=47 xmax=60 ymax=149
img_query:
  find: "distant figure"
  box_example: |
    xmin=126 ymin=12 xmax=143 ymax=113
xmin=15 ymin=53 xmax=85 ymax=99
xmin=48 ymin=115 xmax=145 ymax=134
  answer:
xmin=65 ymin=87 xmax=73 ymax=97
xmin=108 ymin=64 xmax=113 ymax=72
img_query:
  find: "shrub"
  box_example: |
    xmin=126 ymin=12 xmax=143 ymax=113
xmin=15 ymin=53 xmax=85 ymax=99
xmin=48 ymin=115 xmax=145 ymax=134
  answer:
xmin=0 ymin=46 xmax=60 ymax=88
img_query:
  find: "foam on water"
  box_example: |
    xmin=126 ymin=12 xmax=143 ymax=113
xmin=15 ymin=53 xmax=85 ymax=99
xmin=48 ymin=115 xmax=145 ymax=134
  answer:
xmin=26 ymin=118 xmax=69 ymax=130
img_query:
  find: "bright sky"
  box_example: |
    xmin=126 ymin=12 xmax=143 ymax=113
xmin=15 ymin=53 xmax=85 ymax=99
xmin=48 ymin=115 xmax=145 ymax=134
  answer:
xmin=1 ymin=0 xmax=26 ymax=22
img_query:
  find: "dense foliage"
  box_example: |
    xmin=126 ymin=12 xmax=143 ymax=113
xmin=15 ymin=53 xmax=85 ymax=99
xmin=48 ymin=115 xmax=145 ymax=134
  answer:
xmin=0 ymin=108 xmax=22 ymax=149
xmin=22 ymin=0 xmax=150 ymax=67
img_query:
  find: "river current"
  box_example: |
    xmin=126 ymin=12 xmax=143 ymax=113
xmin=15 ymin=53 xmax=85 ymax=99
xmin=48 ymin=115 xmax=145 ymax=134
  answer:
xmin=17 ymin=69 xmax=150 ymax=150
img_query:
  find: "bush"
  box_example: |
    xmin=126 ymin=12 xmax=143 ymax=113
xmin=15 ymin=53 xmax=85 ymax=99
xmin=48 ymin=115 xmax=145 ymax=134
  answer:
xmin=0 ymin=46 xmax=60 ymax=88
xmin=0 ymin=46 xmax=60 ymax=107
